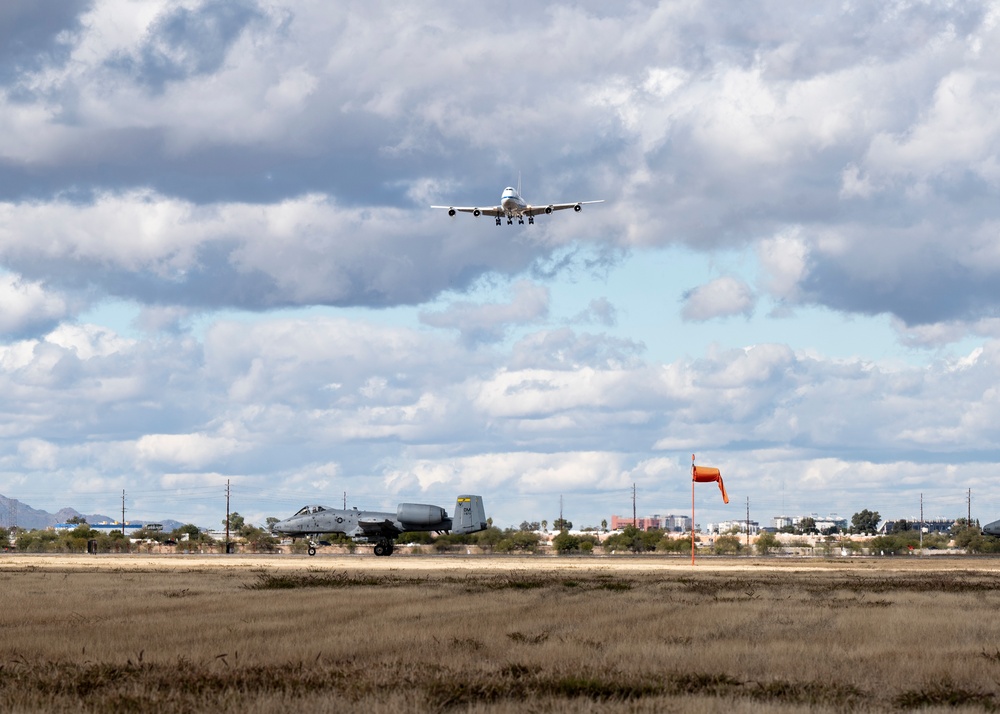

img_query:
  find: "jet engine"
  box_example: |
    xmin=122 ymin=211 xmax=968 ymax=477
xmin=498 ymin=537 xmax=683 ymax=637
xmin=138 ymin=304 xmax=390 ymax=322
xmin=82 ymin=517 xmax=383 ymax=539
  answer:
xmin=473 ymin=209 xmax=481 ymax=216
xmin=545 ymin=206 xmax=553 ymax=214
xmin=397 ymin=503 xmax=448 ymax=526
xmin=573 ymin=203 xmax=582 ymax=212
xmin=447 ymin=208 xmax=456 ymax=216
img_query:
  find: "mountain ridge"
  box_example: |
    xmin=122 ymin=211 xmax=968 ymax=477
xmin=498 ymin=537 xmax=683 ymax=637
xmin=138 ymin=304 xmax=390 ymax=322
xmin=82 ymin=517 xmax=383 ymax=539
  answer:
xmin=0 ymin=494 xmax=184 ymax=532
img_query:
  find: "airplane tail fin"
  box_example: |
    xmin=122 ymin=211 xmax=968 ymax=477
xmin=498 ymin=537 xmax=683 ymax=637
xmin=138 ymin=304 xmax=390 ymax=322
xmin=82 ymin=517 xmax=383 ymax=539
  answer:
xmin=453 ymin=495 xmax=487 ymax=534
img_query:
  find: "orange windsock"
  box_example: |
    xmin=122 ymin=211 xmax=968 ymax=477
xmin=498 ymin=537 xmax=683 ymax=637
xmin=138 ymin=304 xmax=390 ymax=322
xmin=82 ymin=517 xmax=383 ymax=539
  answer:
xmin=692 ymin=465 xmax=729 ymax=504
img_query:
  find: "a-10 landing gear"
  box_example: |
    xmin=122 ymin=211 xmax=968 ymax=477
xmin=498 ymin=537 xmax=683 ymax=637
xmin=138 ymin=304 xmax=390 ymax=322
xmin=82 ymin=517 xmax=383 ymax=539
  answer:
xmin=300 ymin=537 xmax=394 ymax=556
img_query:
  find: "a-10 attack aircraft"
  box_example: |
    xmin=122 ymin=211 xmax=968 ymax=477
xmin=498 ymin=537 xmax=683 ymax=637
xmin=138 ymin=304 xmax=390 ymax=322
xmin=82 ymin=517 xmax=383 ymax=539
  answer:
xmin=431 ymin=178 xmax=603 ymax=225
xmin=271 ymin=494 xmax=487 ymax=556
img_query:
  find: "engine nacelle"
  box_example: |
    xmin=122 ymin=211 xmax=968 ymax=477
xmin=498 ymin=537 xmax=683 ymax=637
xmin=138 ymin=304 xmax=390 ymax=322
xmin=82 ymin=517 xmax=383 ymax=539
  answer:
xmin=545 ymin=206 xmax=553 ymax=214
xmin=573 ymin=203 xmax=582 ymax=212
xmin=473 ymin=209 xmax=481 ymax=217
xmin=397 ymin=503 xmax=448 ymax=526
xmin=447 ymin=208 xmax=456 ymax=216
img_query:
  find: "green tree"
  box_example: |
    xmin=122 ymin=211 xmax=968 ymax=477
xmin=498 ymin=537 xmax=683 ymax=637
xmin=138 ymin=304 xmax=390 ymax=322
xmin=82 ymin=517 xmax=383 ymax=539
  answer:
xmin=798 ymin=517 xmax=818 ymax=535
xmin=602 ymin=526 xmax=666 ymax=553
xmin=552 ymin=532 xmax=597 ymax=554
xmin=242 ymin=525 xmax=278 ymax=552
xmin=755 ymin=531 xmax=782 ymax=555
xmin=601 ymin=519 xmax=608 ymax=532
xmin=954 ymin=526 xmax=1000 ymax=554
xmin=713 ymin=534 xmax=742 ymax=555
xmin=495 ymin=530 xmax=541 ymax=553
xmin=850 ymin=509 xmax=881 ymax=534
xmin=552 ymin=518 xmax=573 ymax=531
xmin=552 ymin=531 xmax=580 ymax=553
xmin=656 ymin=535 xmax=689 ymax=553
xmin=603 ymin=525 xmax=644 ymax=553
xmin=397 ymin=531 xmax=434 ymax=544
xmin=173 ymin=523 xmax=202 ymax=540
xmin=223 ymin=512 xmax=246 ymax=535
xmin=473 ymin=526 xmax=504 ymax=551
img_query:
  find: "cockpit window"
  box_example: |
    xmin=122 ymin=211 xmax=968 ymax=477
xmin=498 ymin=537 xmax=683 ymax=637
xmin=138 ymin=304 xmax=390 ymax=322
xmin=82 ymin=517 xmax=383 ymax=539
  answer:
xmin=293 ymin=505 xmax=326 ymax=516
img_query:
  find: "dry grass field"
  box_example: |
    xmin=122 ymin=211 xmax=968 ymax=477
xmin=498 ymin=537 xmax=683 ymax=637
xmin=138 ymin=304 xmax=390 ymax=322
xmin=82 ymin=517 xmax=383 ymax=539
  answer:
xmin=3 ymin=554 xmax=1000 ymax=713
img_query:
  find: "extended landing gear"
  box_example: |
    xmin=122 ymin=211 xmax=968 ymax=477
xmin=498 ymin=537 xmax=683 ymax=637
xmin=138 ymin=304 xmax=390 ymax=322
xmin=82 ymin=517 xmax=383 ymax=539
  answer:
xmin=517 ymin=216 xmax=525 ymax=225
xmin=528 ymin=216 xmax=534 ymax=225
xmin=507 ymin=217 xmax=513 ymax=225
xmin=373 ymin=539 xmax=395 ymax=557
xmin=496 ymin=216 xmax=502 ymax=226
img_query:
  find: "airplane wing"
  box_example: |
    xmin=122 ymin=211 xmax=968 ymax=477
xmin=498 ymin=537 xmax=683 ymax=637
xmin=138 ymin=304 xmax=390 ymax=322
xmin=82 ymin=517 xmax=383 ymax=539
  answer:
xmin=430 ymin=205 xmax=503 ymax=217
xmin=524 ymin=200 xmax=604 ymax=217
xmin=357 ymin=517 xmax=401 ymax=537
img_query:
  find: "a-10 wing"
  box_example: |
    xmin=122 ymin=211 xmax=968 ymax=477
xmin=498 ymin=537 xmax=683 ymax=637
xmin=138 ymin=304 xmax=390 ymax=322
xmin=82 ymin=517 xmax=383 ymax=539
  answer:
xmin=357 ymin=517 xmax=401 ymax=538
xmin=430 ymin=205 xmax=503 ymax=217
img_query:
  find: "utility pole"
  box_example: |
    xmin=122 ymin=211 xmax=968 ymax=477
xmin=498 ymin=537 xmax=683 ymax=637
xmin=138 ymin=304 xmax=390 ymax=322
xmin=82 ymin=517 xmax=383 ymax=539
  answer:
xmin=746 ymin=497 xmax=750 ymax=555
xmin=121 ymin=489 xmax=126 ymax=535
xmin=559 ymin=495 xmax=564 ymax=530
xmin=968 ymin=488 xmax=972 ymax=527
xmin=919 ymin=492 xmax=923 ymax=553
xmin=632 ymin=483 xmax=637 ymax=528
xmin=343 ymin=491 xmax=346 ymax=510
xmin=225 ymin=480 xmax=231 ymax=554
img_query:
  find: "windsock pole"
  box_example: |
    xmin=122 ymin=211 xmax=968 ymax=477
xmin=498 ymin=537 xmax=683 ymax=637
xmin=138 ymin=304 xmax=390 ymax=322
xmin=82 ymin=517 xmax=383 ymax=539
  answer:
xmin=691 ymin=454 xmax=696 ymax=565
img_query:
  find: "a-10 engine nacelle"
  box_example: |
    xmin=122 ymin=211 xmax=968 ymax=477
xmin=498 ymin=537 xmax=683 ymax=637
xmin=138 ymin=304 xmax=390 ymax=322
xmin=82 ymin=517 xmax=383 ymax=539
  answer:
xmin=397 ymin=503 xmax=448 ymax=526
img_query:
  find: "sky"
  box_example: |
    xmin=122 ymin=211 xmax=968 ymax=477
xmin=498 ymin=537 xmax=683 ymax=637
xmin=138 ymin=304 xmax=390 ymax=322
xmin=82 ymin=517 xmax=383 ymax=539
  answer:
xmin=2 ymin=0 xmax=1000 ymax=531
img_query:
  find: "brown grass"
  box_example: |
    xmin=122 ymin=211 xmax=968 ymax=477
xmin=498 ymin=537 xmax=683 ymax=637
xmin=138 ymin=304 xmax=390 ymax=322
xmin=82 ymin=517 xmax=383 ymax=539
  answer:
xmin=2 ymin=554 xmax=1000 ymax=712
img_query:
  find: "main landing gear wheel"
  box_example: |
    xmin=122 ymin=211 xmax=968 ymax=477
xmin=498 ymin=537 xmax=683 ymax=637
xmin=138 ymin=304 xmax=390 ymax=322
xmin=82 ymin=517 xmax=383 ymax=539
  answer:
xmin=373 ymin=539 xmax=395 ymax=556
xmin=495 ymin=217 xmax=502 ymax=226
xmin=307 ymin=545 xmax=317 ymax=556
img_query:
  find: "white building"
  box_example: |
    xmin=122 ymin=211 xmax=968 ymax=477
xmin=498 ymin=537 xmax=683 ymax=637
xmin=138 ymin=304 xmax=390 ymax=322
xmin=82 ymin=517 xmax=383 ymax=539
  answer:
xmin=771 ymin=514 xmax=848 ymax=532
xmin=708 ymin=519 xmax=760 ymax=535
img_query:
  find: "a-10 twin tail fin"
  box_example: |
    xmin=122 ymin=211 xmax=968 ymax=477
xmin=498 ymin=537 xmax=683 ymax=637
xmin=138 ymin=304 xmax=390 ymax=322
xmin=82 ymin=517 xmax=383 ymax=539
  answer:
xmin=453 ymin=495 xmax=487 ymax=534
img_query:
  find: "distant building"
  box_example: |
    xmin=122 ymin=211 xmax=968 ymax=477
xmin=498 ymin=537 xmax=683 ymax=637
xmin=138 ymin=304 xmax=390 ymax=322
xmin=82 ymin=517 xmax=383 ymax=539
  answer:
xmin=611 ymin=515 xmax=661 ymax=531
xmin=708 ymin=519 xmax=760 ymax=535
xmin=663 ymin=514 xmax=692 ymax=532
xmin=610 ymin=514 xmax=691 ymax=532
xmin=772 ymin=514 xmax=848 ymax=532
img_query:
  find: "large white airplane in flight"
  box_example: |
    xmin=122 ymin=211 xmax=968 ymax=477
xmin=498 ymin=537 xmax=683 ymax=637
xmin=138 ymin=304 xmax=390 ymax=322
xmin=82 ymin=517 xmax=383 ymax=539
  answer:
xmin=432 ymin=178 xmax=603 ymax=225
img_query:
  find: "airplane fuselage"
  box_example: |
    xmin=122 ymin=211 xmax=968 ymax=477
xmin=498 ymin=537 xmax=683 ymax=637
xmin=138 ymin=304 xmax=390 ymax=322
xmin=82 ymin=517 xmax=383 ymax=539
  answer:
xmin=500 ymin=187 xmax=527 ymax=216
xmin=271 ymin=495 xmax=487 ymax=556
xmin=273 ymin=504 xmax=452 ymax=541
xmin=431 ymin=182 xmax=602 ymax=225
